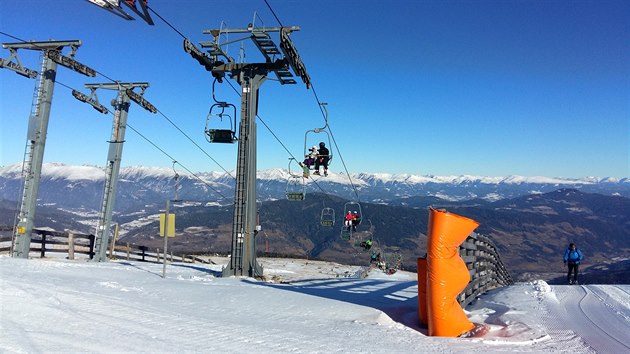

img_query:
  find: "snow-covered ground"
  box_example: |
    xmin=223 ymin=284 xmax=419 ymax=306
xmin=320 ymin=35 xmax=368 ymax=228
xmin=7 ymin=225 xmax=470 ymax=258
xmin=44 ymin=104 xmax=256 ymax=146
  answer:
xmin=1 ymin=256 xmax=629 ymax=353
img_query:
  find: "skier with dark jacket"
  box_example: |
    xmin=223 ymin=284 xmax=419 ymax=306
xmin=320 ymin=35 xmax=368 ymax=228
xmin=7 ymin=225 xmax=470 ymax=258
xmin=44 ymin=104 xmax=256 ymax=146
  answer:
xmin=313 ymin=142 xmax=329 ymax=176
xmin=563 ymin=243 xmax=583 ymax=284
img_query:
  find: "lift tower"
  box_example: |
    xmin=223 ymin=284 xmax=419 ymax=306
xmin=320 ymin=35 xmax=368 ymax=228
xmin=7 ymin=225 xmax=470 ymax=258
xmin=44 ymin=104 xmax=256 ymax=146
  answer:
xmin=185 ymin=23 xmax=310 ymax=277
xmin=81 ymin=83 xmax=156 ymax=262
xmin=0 ymin=40 xmax=95 ymax=258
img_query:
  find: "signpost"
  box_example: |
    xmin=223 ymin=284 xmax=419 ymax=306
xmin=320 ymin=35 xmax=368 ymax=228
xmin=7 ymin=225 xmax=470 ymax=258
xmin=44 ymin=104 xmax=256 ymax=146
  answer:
xmin=160 ymin=200 xmax=175 ymax=278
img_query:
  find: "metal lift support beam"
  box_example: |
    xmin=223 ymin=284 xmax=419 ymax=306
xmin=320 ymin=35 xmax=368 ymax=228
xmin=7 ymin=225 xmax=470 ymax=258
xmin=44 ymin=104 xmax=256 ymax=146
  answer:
xmin=3 ymin=40 xmax=85 ymax=259
xmin=193 ymin=24 xmax=309 ymax=277
xmin=223 ymin=70 xmax=266 ymax=277
xmin=85 ymin=82 xmax=152 ymax=262
xmin=0 ymin=48 xmax=38 ymax=78
xmin=84 ymin=0 xmax=154 ymax=25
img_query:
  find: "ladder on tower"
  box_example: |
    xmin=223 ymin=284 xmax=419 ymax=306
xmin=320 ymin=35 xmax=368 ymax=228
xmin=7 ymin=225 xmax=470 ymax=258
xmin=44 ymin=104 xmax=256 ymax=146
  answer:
xmin=250 ymin=31 xmax=296 ymax=85
xmin=93 ymin=159 xmax=115 ymax=259
xmin=230 ymin=91 xmax=250 ymax=274
xmin=14 ymin=51 xmax=44 ymax=242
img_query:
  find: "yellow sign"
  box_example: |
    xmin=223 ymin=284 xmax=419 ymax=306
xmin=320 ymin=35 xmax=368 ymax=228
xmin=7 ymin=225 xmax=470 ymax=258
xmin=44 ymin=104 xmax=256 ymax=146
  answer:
xmin=159 ymin=214 xmax=175 ymax=237
xmin=17 ymin=226 xmax=25 ymax=234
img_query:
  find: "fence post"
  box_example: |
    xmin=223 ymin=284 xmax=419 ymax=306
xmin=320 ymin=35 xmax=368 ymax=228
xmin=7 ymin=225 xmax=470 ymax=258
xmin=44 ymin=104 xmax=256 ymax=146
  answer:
xmin=40 ymin=233 xmax=47 ymax=258
xmin=108 ymin=224 xmax=119 ymax=259
xmin=67 ymin=232 xmax=75 ymax=260
xmin=126 ymin=243 xmax=130 ymax=260
xmin=88 ymin=234 xmax=95 ymax=259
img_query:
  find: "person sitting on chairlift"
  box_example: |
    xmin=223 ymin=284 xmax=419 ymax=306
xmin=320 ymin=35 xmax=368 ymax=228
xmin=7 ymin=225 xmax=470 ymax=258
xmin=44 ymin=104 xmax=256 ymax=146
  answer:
xmin=300 ymin=145 xmax=318 ymax=169
xmin=344 ymin=211 xmax=353 ymax=231
xmin=313 ymin=142 xmax=329 ymax=176
xmin=351 ymin=211 xmax=360 ymax=232
xmin=360 ymin=238 xmax=373 ymax=250
xmin=299 ymin=146 xmax=318 ymax=178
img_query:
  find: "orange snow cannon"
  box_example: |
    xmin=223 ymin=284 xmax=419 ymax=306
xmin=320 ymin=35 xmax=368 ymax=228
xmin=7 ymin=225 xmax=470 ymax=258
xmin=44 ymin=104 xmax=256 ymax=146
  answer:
xmin=417 ymin=257 xmax=428 ymax=326
xmin=426 ymin=208 xmax=479 ymax=337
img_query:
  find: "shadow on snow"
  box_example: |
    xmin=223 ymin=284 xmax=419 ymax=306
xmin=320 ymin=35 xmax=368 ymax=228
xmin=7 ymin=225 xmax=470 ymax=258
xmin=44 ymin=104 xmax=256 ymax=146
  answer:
xmin=243 ymin=277 xmax=425 ymax=333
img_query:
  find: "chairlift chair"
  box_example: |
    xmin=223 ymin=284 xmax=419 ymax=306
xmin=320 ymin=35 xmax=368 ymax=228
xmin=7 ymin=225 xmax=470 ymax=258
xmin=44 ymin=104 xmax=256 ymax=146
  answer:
xmin=205 ymin=102 xmax=237 ymax=143
xmin=352 ymin=219 xmax=373 ymax=248
xmin=286 ymin=158 xmax=306 ymax=201
xmin=286 ymin=178 xmax=305 ymax=201
xmin=340 ymin=201 xmax=362 ymax=239
xmin=304 ymin=103 xmax=333 ymax=166
xmin=304 ymin=128 xmax=333 ymax=166
xmin=320 ymin=207 xmax=335 ymax=227
xmin=353 ymin=233 xmax=364 ymax=247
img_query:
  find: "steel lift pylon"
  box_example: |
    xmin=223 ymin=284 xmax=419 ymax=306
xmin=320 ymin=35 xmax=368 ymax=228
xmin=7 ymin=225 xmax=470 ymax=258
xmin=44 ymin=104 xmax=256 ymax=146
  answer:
xmin=80 ymin=82 xmax=156 ymax=262
xmin=1 ymin=40 xmax=95 ymax=258
xmin=186 ymin=22 xmax=310 ymax=277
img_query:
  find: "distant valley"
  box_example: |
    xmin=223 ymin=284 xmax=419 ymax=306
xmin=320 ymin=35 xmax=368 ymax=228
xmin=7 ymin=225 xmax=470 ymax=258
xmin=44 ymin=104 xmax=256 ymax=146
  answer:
xmin=1 ymin=163 xmax=629 ymax=282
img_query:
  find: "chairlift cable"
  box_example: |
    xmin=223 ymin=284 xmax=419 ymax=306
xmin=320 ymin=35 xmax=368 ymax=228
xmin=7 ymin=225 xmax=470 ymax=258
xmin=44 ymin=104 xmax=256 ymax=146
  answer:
xmin=125 ymin=122 xmax=230 ymax=200
xmin=30 ymin=77 xmax=232 ymax=200
xmin=130 ymin=8 xmax=237 ymax=178
xmin=1 ymin=31 xmax=233 ymax=181
xmin=311 ymin=83 xmax=361 ymax=203
xmin=263 ymin=0 xmax=284 ymax=28
xmin=253 ymin=3 xmax=361 ymax=201
xmin=150 ymin=2 xmax=366 ymax=245
xmin=155 ymin=107 xmax=235 ymax=179
xmin=146 ymin=6 xmax=187 ymax=40
xmin=148 ymin=3 xmax=358 ymax=231
xmin=0 ymin=31 xmax=118 ymax=83
xmin=217 ymin=18 xmax=355 ymax=203
xmin=222 ymin=83 xmax=340 ymax=206
xmin=90 ymin=5 xmax=340 ymax=205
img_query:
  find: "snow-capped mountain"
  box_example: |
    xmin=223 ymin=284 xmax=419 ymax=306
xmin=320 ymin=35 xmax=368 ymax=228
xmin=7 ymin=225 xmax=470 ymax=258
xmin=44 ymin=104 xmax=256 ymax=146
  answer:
xmin=1 ymin=163 xmax=628 ymax=211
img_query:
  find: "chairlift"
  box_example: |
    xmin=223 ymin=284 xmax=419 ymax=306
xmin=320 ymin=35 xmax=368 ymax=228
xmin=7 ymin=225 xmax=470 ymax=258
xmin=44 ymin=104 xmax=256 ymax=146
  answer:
xmin=286 ymin=158 xmax=305 ymax=201
xmin=205 ymin=79 xmax=237 ymax=143
xmin=320 ymin=207 xmax=335 ymax=227
xmin=172 ymin=160 xmax=182 ymax=202
xmin=205 ymin=102 xmax=237 ymax=143
xmin=379 ymin=246 xmax=403 ymax=274
xmin=352 ymin=219 xmax=373 ymax=248
xmin=340 ymin=201 xmax=362 ymax=239
xmin=304 ymin=103 xmax=333 ymax=166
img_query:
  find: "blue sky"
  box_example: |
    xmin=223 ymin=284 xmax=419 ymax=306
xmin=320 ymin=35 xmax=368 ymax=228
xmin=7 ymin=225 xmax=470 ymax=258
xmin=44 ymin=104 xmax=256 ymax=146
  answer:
xmin=1 ymin=0 xmax=628 ymax=178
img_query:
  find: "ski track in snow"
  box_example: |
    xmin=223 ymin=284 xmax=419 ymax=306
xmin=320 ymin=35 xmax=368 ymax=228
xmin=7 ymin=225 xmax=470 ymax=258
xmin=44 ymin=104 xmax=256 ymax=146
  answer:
xmin=553 ymin=285 xmax=630 ymax=353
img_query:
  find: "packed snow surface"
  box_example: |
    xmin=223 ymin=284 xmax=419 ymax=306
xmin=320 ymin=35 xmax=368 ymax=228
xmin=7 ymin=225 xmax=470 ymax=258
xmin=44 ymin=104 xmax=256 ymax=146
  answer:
xmin=1 ymin=256 xmax=629 ymax=353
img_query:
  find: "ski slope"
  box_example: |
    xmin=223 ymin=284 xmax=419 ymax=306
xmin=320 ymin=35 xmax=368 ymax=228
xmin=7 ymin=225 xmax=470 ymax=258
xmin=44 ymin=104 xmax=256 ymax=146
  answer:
xmin=553 ymin=285 xmax=630 ymax=353
xmin=1 ymin=256 xmax=629 ymax=353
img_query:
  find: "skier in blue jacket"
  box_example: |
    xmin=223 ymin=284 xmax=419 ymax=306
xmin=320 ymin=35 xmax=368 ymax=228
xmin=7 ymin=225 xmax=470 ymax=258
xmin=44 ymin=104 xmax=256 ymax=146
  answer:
xmin=563 ymin=243 xmax=583 ymax=285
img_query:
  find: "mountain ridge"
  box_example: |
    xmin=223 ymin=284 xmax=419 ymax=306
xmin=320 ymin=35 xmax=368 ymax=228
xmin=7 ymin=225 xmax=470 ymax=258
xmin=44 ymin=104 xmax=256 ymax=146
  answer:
xmin=1 ymin=162 xmax=627 ymax=185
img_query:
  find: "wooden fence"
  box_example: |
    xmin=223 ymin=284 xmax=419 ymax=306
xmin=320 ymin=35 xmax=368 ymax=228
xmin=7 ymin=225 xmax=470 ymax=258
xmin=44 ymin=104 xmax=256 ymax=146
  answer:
xmin=1 ymin=227 xmax=512 ymax=302
xmin=457 ymin=232 xmax=513 ymax=306
xmin=0 ymin=228 xmax=211 ymax=264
